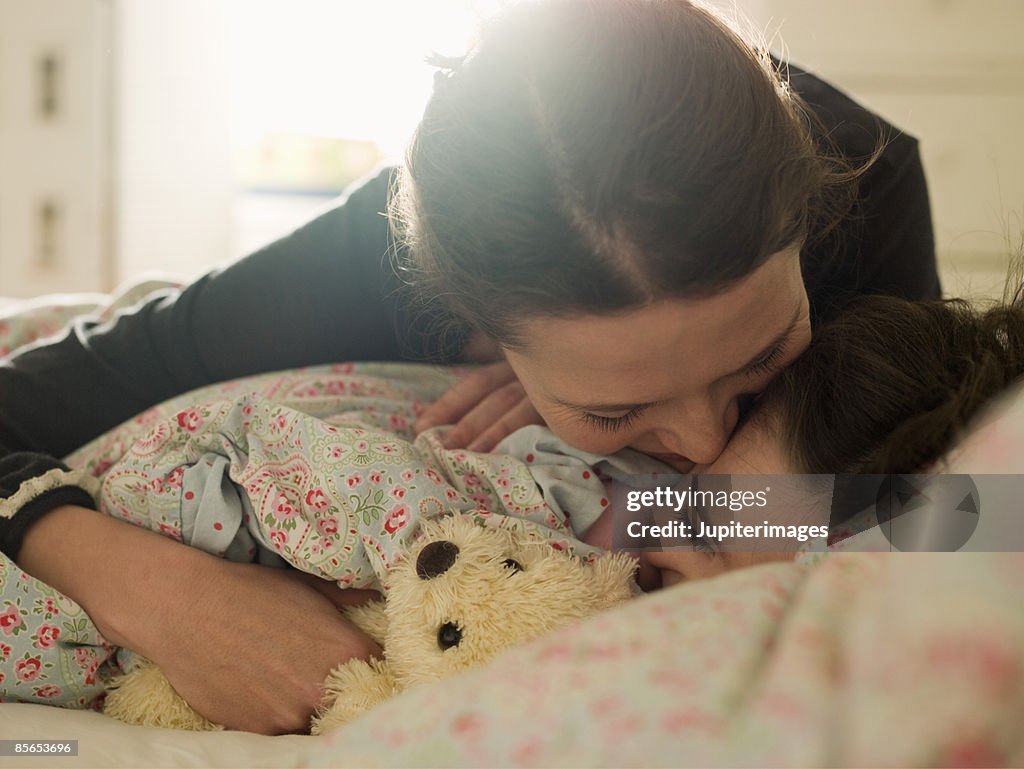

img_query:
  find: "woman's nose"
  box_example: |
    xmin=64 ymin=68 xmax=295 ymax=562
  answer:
xmin=656 ymin=397 xmax=739 ymax=465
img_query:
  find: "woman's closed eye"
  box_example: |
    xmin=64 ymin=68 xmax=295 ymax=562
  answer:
xmin=579 ymin=406 xmax=646 ymax=432
xmin=742 ymin=339 xmax=789 ymax=378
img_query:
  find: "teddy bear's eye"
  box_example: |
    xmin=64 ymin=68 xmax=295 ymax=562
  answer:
xmin=437 ymin=622 xmax=462 ymax=650
xmin=502 ymin=558 xmax=523 ymax=573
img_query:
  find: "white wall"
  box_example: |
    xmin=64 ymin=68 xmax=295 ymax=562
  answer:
xmin=728 ymin=0 xmax=1024 ymax=300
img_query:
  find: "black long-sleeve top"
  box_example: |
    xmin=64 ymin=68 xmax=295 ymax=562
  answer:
xmin=0 ymin=64 xmax=939 ymax=559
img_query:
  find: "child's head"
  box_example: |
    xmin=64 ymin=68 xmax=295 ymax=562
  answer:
xmin=698 ymin=292 xmax=1024 ymax=477
xmin=642 ymin=290 xmax=1024 ymax=588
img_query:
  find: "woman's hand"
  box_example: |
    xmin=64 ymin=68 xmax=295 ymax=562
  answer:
xmin=18 ymin=505 xmax=381 ymax=734
xmin=414 ymin=360 xmax=545 ymax=451
xmin=150 ymin=556 xmax=381 ymax=734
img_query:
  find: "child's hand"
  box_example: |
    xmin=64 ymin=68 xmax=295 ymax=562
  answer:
xmin=582 ymin=501 xmax=661 ymax=591
xmin=414 ymin=360 xmax=545 ymax=452
xmin=581 ymin=505 xmax=614 ymax=550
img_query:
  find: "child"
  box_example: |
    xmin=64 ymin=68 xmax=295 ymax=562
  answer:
xmin=642 ymin=287 xmax=1024 ymax=585
xmin=6 ymin=286 xmax=1023 ymax=709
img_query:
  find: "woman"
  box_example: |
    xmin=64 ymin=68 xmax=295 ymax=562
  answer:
xmin=1 ymin=1 xmax=936 ymax=733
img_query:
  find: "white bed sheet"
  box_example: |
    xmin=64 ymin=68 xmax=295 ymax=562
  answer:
xmin=0 ymin=704 xmax=312 ymax=769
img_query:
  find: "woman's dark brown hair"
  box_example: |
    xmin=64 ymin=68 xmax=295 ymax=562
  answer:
xmin=391 ymin=0 xmax=860 ymax=348
xmin=764 ymin=290 xmax=1024 ymax=474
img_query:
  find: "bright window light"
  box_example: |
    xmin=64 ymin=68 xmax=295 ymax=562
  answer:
xmin=226 ymin=0 xmax=498 ymax=155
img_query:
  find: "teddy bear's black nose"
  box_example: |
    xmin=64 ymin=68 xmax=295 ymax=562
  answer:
xmin=416 ymin=540 xmax=459 ymax=579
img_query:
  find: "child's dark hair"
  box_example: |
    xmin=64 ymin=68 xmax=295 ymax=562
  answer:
xmin=391 ymin=0 xmax=863 ymax=349
xmin=763 ymin=289 xmax=1024 ymax=474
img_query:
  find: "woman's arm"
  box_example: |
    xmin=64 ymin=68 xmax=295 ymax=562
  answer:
xmin=18 ymin=504 xmax=381 ymax=733
xmin=0 ymin=165 xmax=416 ymax=461
xmin=1 ymin=166 xmax=436 ymax=730
xmin=784 ymin=61 xmax=941 ymax=318
xmin=0 ymin=164 xmax=464 ymax=557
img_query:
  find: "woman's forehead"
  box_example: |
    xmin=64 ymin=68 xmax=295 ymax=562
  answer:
xmin=509 ymin=249 xmax=806 ymax=394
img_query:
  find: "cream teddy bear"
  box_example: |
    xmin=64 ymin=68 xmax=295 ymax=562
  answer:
xmin=102 ymin=515 xmax=637 ymax=733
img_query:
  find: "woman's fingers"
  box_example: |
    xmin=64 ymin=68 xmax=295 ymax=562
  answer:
xmin=291 ymin=569 xmax=381 ymax=609
xmin=440 ymin=378 xmax=527 ymax=449
xmin=413 ymin=361 xmax=519 ymax=434
xmin=414 ymin=360 xmax=545 ymax=450
xmin=156 ymin=557 xmax=381 ymax=735
xmin=464 ymin=395 xmax=545 ymax=452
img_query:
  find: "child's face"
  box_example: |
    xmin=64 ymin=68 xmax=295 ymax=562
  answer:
xmin=638 ymin=405 xmax=817 ymax=589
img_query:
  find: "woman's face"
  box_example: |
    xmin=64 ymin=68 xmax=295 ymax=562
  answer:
xmin=504 ymin=247 xmax=810 ymax=472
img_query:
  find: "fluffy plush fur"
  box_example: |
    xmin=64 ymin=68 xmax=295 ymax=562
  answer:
xmin=102 ymin=515 xmax=637 ymax=733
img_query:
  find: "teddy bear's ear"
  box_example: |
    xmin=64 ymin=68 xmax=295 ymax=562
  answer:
xmin=588 ymin=552 xmax=638 ymax=608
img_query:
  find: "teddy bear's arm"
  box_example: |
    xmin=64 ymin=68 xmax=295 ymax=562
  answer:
xmin=342 ymin=599 xmax=388 ymax=646
xmin=103 ymin=658 xmax=222 ymax=731
xmin=311 ymin=657 xmax=397 ymax=735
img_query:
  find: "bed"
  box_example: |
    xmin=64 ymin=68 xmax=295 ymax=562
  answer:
xmin=2 ymin=282 xmax=1023 ymax=768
